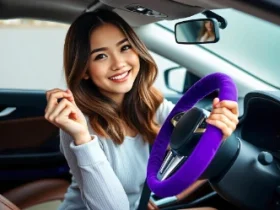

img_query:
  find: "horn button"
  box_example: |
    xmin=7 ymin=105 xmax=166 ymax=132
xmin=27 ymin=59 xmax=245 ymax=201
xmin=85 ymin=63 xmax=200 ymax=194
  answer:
xmin=157 ymin=107 xmax=210 ymax=180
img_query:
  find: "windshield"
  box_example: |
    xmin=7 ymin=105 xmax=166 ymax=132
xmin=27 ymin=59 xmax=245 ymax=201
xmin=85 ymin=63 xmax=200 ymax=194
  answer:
xmin=159 ymin=9 xmax=280 ymax=89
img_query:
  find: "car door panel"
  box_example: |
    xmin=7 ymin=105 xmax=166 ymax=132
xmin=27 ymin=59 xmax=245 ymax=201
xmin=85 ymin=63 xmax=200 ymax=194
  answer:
xmin=0 ymin=89 xmax=68 ymax=188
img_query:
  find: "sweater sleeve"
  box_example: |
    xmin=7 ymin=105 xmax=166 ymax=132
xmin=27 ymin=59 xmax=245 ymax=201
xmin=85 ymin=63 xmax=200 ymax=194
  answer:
xmin=60 ymin=130 xmax=130 ymax=210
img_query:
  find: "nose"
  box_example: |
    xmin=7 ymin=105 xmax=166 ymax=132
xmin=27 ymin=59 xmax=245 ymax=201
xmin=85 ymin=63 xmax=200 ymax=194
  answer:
xmin=111 ymin=52 xmax=126 ymax=71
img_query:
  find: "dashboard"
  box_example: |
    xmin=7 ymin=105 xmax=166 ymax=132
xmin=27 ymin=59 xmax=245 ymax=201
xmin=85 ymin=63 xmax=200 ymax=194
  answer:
xmin=197 ymin=90 xmax=280 ymax=154
xmin=238 ymin=91 xmax=280 ymax=154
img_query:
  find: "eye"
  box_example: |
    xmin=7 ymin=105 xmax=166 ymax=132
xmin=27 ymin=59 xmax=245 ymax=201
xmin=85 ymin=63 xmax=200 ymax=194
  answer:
xmin=121 ymin=44 xmax=132 ymax=51
xmin=94 ymin=54 xmax=107 ymax=61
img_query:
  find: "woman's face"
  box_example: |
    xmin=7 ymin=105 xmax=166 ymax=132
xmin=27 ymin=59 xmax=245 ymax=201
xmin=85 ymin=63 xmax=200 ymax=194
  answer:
xmin=85 ymin=23 xmax=140 ymax=103
xmin=205 ymin=21 xmax=213 ymax=32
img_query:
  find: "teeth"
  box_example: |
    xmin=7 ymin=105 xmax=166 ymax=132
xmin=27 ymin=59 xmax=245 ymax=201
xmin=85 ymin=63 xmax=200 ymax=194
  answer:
xmin=110 ymin=71 xmax=128 ymax=80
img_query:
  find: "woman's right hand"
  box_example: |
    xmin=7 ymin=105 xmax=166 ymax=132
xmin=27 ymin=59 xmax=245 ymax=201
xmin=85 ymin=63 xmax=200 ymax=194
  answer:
xmin=45 ymin=88 xmax=92 ymax=145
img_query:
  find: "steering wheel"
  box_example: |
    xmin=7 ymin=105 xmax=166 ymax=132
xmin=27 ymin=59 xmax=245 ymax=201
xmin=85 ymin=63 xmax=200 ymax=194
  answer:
xmin=147 ymin=72 xmax=237 ymax=197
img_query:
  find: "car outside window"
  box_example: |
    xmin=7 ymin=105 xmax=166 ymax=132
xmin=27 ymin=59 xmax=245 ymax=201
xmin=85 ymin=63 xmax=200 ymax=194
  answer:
xmin=150 ymin=51 xmax=185 ymax=95
xmin=0 ymin=19 xmax=68 ymax=90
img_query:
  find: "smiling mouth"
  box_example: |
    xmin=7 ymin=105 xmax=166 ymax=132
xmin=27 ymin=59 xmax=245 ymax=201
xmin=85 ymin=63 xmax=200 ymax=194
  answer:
xmin=109 ymin=70 xmax=130 ymax=81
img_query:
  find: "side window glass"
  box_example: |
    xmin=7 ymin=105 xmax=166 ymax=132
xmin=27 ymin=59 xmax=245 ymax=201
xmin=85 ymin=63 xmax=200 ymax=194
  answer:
xmin=149 ymin=51 xmax=187 ymax=95
xmin=0 ymin=19 xmax=69 ymax=90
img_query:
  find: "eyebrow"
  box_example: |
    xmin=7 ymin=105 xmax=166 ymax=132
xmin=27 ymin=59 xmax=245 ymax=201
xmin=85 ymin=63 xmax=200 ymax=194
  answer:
xmin=90 ymin=38 xmax=128 ymax=55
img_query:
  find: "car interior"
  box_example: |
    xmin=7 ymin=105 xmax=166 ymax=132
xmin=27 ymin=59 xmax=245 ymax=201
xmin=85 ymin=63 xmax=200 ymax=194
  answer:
xmin=0 ymin=0 xmax=280 ymax=210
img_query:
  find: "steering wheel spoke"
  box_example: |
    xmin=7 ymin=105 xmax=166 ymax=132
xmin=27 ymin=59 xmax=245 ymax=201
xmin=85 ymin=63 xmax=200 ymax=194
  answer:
xmin=158 ymin=150 xmax=187 ymax=181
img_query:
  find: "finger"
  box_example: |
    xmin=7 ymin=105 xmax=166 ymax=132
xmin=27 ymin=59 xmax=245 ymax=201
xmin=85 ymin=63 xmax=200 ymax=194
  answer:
xmin=210 ymin=107 xmax=239 ymax=124
xmin=149 ymin=200 xmax=159 ymax=210
xmin=53 ymin=106 xmax=73 ymax=126
xmin=216 ymin=100 xmax=239 ymax=115
xmin=212 ymin=97 xmax=219 ymax=109
xmin=46 ymin=89 xmax=71 ymax=103
xmin=45 ymin=91 xmax=72 ymax=116
xmin=207 ymin=113 xmax=236 ymax=131
xmin=66 ymin=89 xmax=77 ymax=105
xmin=48 ymin=91 xmax=72 ymax=103
xmin=147 ymin=202 xmax=154 ymax=210
xmin=46 ymin=88 xmax=65 ymax=101
xmin=48 ymin=98 xmax=74 ymax=122
xmin=46 ymin=89 xmax=76 ymax=109
xmin=47 ymin=90 xmax=71 ymax=106
xmin=206 ymin=118 xmax=233 ymax=138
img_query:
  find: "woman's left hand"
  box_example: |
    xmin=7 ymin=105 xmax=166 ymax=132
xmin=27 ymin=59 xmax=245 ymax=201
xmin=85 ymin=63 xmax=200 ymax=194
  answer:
xmin=206 ymin=98 xmax=239 ymax=140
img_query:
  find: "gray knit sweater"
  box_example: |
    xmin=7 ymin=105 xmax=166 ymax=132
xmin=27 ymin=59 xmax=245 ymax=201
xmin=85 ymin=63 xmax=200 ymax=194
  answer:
xmin=58 ymin=99 xmax=174 ymax=210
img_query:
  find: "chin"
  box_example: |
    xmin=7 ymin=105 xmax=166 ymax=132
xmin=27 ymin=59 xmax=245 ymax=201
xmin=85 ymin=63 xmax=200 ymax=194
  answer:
xmin=119 ymin=86 xmax=134 ymax=94
xmin=122 ymin=81 xmax=135 ymax=91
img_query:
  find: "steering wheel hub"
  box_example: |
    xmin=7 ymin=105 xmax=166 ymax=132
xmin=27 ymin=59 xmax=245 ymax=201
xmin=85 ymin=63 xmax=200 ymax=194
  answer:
xmin=170 ymin=107 xmax=210 ymax=156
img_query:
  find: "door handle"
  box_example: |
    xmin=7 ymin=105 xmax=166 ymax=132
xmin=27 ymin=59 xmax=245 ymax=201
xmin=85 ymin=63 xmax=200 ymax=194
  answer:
xmin=0 ymin=107 xmax=17 ymax=117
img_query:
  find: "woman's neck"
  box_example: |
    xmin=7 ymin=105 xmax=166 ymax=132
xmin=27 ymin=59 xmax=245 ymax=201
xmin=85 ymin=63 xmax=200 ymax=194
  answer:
xmin=113 ymin=95 xmax=124 ymax=106
xmin=208 ymin=31 xmax=214 ymax=36
xmin=100 ymin=90 xmax=125 ymax=106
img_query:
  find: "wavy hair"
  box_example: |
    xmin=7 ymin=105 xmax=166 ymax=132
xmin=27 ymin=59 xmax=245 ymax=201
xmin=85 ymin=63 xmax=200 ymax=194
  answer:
xmin=63 ymin=10 xmax=163 ymax=144
xmin=198 ymin=20 xmax=213 ymax=41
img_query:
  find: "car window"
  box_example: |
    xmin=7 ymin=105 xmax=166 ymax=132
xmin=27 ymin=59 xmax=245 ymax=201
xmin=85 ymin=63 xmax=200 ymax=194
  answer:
xmin=149 ymin=51 xmax=185 ymax=95
xmin=0 ymin=19 xmax=68 ymax=90
xmin=159 ymin=9 xmax=280 ymax=89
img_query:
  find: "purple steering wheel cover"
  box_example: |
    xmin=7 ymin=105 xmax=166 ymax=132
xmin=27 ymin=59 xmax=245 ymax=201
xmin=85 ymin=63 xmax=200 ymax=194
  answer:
xmin=147 ymin=73 xmax=238 ymax=197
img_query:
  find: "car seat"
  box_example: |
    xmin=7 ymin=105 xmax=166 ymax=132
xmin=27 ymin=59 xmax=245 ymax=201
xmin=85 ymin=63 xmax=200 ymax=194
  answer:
xmin=1 ymin=179 xmax=69 ymax=209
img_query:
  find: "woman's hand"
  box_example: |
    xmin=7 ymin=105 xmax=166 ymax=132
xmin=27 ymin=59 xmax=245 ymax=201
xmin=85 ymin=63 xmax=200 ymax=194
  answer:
xmin=206 ymin=98 xmax=239 ymax=140
xmin=45 ymin=88 xmax=91 ymax=145
xmin=147 ymin=200 xmax=159 ymax=210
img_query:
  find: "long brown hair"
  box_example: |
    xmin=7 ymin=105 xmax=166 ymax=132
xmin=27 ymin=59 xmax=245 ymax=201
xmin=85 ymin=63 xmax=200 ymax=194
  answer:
xmin=198 ymin=20 xmax=213 ymax=40
xmin=63 ymin=10 xmax=163 ymax=144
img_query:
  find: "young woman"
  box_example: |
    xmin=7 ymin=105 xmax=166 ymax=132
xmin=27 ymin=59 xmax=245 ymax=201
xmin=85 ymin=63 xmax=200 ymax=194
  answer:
xmin=198 ymin=20 xmax=215 ymax=42
xmin=45 ymin=10 xmax=239 ymax=210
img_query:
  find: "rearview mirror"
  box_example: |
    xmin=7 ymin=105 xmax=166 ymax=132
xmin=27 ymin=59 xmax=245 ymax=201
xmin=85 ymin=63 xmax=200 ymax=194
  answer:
xmin=175 ymin=18 xmax=220 ymax=44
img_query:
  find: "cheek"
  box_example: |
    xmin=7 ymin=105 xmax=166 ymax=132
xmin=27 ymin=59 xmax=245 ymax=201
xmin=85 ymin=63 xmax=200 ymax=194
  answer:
xmin=88 ymin=63 xmax=107 ymax=82
xmin=127 ymin=52 xmax=140 ymax=68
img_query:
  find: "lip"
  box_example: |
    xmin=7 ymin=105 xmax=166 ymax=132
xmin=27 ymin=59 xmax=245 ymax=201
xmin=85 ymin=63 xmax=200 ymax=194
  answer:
xmin=109 ymin=70 xmax=130 ymax=78
xmin=109 ymin=70 xmax=131 ymax=83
